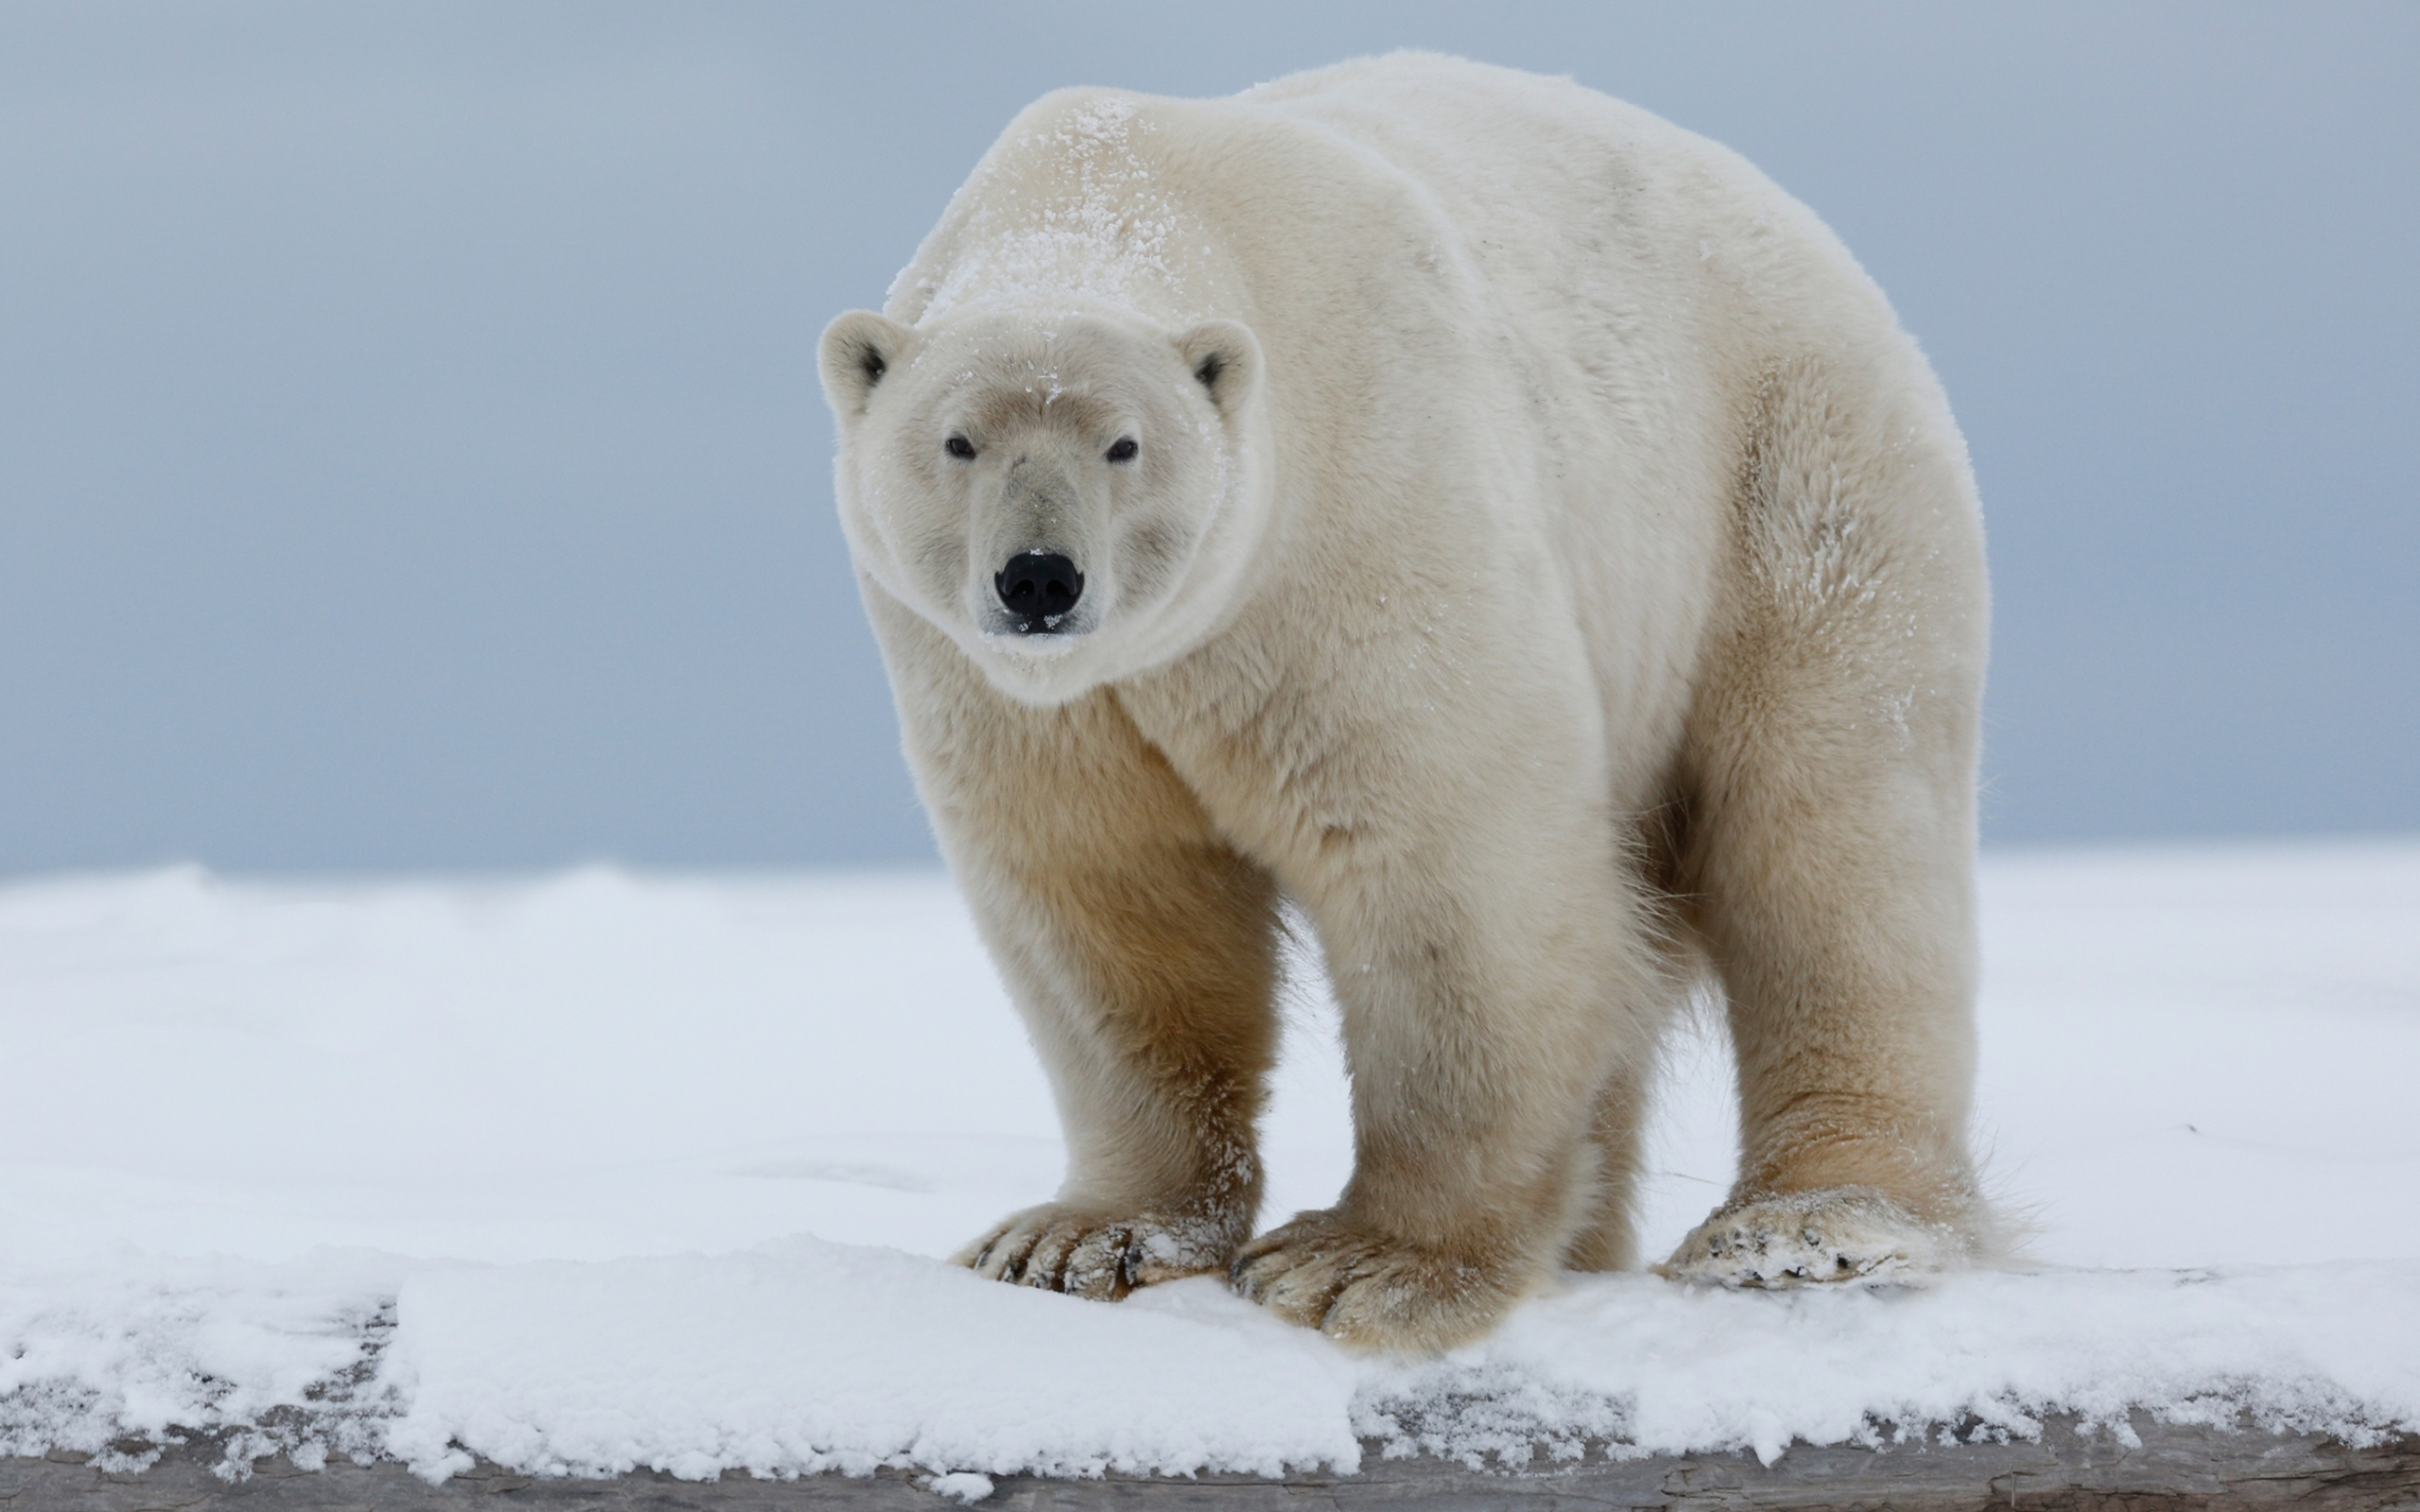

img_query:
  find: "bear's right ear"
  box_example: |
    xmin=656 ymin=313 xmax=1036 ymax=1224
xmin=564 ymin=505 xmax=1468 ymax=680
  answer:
xmin=819 ymin=311 xmax=915 ymax=422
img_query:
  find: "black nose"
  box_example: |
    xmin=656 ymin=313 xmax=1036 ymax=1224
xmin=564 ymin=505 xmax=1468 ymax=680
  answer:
xmin=994 ymin=551 xmax=1084 ymax=631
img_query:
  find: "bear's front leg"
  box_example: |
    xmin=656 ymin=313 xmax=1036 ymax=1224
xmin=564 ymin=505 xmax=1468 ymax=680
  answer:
xmin=882 ymin=607 xmax=1285 ymax=1302
xmin=942 ymin=757 xmax=1281 ymax=1297
xmin=1223 ymin=791 xmax=1665 ymax=1350
xmin=938 ymin=743 xmax=1282 ymax=1298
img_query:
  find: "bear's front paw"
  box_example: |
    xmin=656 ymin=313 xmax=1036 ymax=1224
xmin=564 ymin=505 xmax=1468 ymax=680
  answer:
xmin=1660 ymin=1187 xmax=1965 ymax=1288
xmin=1228 ymin=1209 xmax=1527 ymax=1352
xmin=952 ymin=1204 xmax=1238 ymax=1302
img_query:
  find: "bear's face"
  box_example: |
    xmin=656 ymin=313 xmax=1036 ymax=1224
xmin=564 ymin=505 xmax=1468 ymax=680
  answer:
xmin=820 ymin=305 xmax=1269 ymax=705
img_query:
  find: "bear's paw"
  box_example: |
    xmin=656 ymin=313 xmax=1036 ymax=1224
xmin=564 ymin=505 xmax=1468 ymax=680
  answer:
xmin=954 ymin=1204 xmax=1239 ymax=1301
xmin=1229 ymin=1209 xmax=1528 ymax=1352
xmin=1660 ymin=1187 xmax=1966 ymax=1288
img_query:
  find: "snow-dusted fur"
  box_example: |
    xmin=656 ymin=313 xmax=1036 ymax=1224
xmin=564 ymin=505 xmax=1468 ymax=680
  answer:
xmin=819 ymin=53 xmax=1993 ymax=1350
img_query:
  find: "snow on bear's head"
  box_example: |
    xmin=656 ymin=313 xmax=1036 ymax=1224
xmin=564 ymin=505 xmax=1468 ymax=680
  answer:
xmin=819 ymin=301 xmax=1270 ymax=705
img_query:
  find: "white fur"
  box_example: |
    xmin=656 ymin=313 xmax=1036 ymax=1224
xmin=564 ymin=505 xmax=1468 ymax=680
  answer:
xmin=820 ymin=54 xmax=1993 ymax=1349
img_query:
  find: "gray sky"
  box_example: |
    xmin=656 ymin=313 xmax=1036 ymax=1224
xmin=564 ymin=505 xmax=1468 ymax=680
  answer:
xmin=1 ymin=2 xmax=2412 ymax=872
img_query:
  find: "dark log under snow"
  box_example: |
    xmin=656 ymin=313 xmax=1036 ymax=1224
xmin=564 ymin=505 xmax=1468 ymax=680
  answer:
xmin=8 ymin=1418 xmax=2417 ymax=1511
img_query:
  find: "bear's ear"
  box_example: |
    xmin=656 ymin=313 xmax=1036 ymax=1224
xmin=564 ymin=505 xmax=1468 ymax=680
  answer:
xmin=819 ymin=310 xmax=916 ymax=422
xmin=1174 ymin=319 xmax=1262 ymax=417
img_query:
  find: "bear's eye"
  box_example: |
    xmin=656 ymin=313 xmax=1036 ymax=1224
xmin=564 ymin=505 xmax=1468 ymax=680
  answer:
xmin=944 ymin=435 xmax=977 ymax=460
xmin=1105 ymin=437 xmax=1138 ymax=463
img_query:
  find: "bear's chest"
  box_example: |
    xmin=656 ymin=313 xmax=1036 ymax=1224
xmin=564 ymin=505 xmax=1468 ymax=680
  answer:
xmin=1106 ymin=632 xmax=1458 ymax=885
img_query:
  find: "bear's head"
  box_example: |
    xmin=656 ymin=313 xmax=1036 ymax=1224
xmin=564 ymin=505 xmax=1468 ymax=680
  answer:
xmin=819 ymin=302 xmax=1270 ymax=705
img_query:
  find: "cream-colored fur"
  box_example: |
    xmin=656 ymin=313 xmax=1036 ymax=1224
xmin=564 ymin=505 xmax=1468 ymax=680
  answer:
xmin=818 ymin=53 xmax=1993 ymax=1350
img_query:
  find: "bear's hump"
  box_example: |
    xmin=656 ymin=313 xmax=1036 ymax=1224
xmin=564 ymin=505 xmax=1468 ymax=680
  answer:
xmin=889 ymin=87 xmax=1235 ymax=327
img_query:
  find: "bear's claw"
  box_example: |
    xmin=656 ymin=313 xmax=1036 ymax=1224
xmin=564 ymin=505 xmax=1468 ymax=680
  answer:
xmin=956 ymin=1204 xmax=1234 ymax=1301
xmin=1660 ymin=1187 xmax=1963 ymax=1288
xmin=1229 ymin=1209 xmax=1523 ymax=1351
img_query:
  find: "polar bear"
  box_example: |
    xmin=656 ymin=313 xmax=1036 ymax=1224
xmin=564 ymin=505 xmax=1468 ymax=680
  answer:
xmin=819 ymin=53 xmax=1993 ymax=1350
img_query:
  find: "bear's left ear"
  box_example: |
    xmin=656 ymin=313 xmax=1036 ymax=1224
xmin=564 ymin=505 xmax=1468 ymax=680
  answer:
xmin=1174 ymin=319 xmax=1262 ymax=417
xmin=819 ymin=310 xmax=916 ymax=423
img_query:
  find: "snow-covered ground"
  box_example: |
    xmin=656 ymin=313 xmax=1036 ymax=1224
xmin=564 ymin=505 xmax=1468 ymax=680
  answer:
xmin=3 ymin=841 xmax=2416 ymax=1484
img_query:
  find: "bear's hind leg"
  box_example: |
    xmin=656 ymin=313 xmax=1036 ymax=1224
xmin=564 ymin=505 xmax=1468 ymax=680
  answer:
xmin=1665 ymin=357 xmax=1994 ymax=1287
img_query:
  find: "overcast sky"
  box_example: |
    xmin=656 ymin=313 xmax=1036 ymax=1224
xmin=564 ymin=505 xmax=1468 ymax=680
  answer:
xmin=1 ymin=2 xmax=2412 ymax=872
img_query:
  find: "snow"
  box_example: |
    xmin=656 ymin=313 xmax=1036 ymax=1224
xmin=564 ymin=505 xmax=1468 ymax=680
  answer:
xmin=4 ymin=840 xmax=2417 ymax=1484
xmin=380 ymin=1242 xmax=1357 ymax=1484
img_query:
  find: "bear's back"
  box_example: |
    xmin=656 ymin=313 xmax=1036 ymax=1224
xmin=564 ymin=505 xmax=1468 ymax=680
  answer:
xmin=1235 ymin=51 xmax=1720 ymax=259
xmin=1230 ymin=54 xmax=1890 ymax=362
xmin=895 ymin=54 xmax=1884 ymax=409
